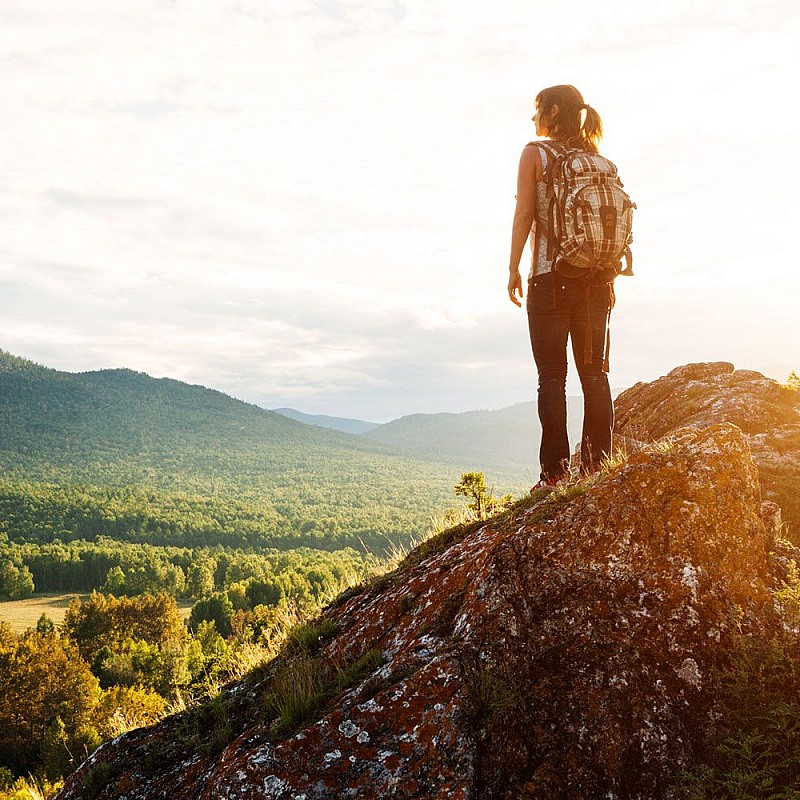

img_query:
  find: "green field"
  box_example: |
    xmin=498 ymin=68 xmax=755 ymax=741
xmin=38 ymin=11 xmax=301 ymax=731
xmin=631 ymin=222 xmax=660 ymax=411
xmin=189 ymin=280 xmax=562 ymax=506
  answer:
xmin=0 ymin=593 xmax=194 ymax=634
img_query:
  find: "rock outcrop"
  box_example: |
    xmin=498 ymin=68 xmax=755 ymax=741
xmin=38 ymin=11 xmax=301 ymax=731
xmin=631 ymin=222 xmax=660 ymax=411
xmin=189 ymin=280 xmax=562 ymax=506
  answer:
xmin=614 ymin=362 xmax=800 ymax=537
xmin=57 ymin=421 xmax=784 ymax=800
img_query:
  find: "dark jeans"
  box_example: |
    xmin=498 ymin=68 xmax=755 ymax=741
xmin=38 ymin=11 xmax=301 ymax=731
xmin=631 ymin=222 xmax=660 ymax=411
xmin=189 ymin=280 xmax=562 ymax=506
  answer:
xmin=527 ymin=272 xmax=614 ymax=480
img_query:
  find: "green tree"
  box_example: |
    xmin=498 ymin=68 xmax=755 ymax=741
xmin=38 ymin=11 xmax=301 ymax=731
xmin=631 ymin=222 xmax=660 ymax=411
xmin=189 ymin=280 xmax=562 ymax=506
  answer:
xmin=189 ymin=593 xmax=235 ymax=638
xmin=93 ymin=638 xmax=190 ymax=697
xmin=226 ymin=582 xmax=249 ymax=611
xmin=0 ymin=560 xmax=34 ymax=600
xmin=454 ymin=472 xmax=489 ymax=518
xmin=187 ymin=561 xmax=215 ymax=598
xmin=39 ymin=717 xmax=102 ymax=782
xmin=101 ymin=565 xmax=126 ymax=595
xmin=36 ymin=613 xmax=56 ymax=637
xmin=454 ymin=471 xmax=513 ymax=521
xmin=62 ymin=592 xmax=187 ymax=663
xmin=246 ymin=579 xmax=283 ymax=608
xmin=186 ymin=620 xmax=229 ymax=687
xmin=90 ymin=685 xmax=166 ymax=739
xmin=0 ymin=629 xmax=98 ymax=773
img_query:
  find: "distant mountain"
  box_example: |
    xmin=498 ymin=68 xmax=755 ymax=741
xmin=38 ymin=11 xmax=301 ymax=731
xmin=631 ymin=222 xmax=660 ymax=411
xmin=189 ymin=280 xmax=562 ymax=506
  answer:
xmin=273 ymin=408 xmax=378 ymax=435
xmin=0 ymin=350 xmax=467 ymax=553
xmin=361 ymin=399 xmax=585 ymax=484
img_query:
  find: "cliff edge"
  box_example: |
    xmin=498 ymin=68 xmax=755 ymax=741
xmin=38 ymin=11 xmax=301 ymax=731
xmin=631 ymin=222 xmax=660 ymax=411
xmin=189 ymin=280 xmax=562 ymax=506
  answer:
xmin=56 ymin=413 xmax=788 ymax=799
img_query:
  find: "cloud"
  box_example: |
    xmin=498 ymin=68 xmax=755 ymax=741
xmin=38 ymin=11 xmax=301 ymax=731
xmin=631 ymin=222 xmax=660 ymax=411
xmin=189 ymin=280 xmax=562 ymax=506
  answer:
xmin=1 ymin=0 xmax=799 ymax=418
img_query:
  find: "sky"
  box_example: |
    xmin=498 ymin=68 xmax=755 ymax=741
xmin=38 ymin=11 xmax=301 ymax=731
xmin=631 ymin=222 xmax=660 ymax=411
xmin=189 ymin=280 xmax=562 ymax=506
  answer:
xmin=2 ymin=1 xmax=799 ymax=422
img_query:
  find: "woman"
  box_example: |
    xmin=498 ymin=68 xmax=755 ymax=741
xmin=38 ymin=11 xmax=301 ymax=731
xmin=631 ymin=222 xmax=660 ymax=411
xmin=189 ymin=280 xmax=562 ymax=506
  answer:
xmin=507 ymin=84 xmax=614 ymax=489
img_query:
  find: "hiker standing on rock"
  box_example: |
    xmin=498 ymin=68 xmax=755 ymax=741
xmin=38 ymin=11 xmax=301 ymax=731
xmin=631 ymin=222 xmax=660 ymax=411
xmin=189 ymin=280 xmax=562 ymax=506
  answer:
xmin=506 ymin=84 xmax=635 ymax=489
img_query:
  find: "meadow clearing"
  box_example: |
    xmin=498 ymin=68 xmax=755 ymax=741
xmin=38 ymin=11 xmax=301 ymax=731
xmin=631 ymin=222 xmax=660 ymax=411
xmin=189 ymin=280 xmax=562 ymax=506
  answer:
xmin=0 ymin=593 xmax=194 ymax=633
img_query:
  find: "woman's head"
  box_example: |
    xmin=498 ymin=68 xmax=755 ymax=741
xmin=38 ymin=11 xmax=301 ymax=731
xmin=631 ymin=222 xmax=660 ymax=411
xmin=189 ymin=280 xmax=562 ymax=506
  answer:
xmin=534 ymin=84 xmax=603 ymax=152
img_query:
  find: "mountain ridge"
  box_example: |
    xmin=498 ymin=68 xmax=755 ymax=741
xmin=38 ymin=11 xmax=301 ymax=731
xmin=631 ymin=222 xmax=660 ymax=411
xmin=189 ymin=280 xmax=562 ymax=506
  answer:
xmin=272 ymin=408 xmax=379 ymax=435
xmin=1 ymin=349 xmax=574 ymax=485
xmin=361 ymin=399 xmax=584 ymax=479
xmin=0 ymin=349 xmax=475 ymax=553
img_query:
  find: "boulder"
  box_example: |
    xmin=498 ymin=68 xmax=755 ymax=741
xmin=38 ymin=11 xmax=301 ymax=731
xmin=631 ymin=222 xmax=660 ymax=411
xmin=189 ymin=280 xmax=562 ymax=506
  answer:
xmin=615 ymin=362 xmax=800 ymax=537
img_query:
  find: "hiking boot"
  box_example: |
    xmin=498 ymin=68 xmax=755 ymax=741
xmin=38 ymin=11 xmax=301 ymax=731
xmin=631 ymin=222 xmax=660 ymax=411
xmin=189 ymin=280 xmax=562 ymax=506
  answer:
xmin=530 ymin=476 xmax=566 ymax=494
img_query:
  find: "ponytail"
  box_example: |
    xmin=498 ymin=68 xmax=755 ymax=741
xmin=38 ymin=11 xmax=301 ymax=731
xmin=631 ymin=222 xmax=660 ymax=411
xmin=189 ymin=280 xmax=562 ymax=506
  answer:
xmin=580 ymin=104 xmax=603 ymax=153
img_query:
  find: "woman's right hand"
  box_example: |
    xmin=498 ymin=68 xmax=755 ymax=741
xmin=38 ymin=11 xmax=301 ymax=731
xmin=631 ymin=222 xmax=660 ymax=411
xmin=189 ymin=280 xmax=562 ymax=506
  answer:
xmin=508 ymin=270 xmax=523 ymax=307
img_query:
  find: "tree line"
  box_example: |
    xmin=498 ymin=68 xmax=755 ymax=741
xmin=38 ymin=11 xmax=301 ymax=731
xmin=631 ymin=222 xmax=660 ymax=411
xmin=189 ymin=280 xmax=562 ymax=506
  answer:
xmin=0 ymin=536 xmax=371 ymax=600
xmin=0 ymin=475 xmax=448 ymax=554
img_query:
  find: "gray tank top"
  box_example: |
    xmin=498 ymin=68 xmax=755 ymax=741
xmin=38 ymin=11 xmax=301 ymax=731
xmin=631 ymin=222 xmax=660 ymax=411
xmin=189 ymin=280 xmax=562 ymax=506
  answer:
xmin=528 ymin=144 xmax=555 ymax=280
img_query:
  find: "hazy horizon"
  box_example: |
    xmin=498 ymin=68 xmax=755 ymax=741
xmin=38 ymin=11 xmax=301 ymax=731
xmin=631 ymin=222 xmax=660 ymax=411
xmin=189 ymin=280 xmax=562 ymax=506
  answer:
xmin=6 ymin=346 xmax=794 ymax=426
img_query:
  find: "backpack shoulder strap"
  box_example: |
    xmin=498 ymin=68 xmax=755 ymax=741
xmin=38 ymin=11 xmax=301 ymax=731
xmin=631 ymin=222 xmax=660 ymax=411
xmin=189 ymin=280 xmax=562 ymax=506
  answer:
xmin=527 ymin=140 xmax=572 ymax=184
xmin=528 ymin=139 xmax=563 ymax=163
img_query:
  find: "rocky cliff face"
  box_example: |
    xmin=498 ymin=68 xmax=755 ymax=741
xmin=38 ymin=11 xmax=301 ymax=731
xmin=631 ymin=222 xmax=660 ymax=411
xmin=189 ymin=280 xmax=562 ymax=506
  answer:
xmin=614 ymin=362 xmax=800 ymax=537
xmin=56 ymin=410 xmax=789 ymax=799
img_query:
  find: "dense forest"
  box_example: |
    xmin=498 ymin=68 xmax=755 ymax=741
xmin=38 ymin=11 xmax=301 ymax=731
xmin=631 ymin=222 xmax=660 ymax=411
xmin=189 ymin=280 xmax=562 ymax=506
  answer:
xmin=0 ymin=532 xmax=379 ymax=790
xmin=0 ymin=475 xmax=439 ymax=554
xmin=0 ymin=349 xmax=496 ymax=554
xmin=1 ymin=533 xmax=383 ymax=788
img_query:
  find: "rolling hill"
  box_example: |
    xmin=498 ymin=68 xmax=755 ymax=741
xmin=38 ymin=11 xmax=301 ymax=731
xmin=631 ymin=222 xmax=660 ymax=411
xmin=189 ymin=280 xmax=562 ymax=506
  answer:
xmin=0 ymin=350 xmax=473 ymax=553
xmin=361 ymin=399 xmax=585 ymax=484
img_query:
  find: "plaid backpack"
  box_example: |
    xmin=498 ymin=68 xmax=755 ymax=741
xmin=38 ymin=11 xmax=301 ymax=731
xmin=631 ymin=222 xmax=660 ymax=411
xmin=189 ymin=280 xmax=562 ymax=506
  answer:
xmin=537 ymin=141 xmax=636 ymax=282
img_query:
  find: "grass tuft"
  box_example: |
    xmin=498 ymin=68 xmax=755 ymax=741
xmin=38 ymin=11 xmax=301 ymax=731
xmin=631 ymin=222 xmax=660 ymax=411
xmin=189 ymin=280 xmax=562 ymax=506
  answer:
xmin=171 ymin=690 xmax=237 ymax=759
xmin=333 ymin=649 xmax=384 ymax=693
xmin=400 ymin=518 xmax=485 ymax=569
xmin=82 ymin=762 xmax=114 ymax=800
xmin=263 ymin=654 xmax=326 ymax=734
xmin=262 ymin=647 xmax=383 ymax=738
xmin=0 ymin=773 xmax=64 ymax=800
xmin=285 ymin=618 xmax=338 ymax=655
xmin=399 ymin=594 xmax=415 ymax=614
xmin=598 ymin=442 xmax=630 ymax=474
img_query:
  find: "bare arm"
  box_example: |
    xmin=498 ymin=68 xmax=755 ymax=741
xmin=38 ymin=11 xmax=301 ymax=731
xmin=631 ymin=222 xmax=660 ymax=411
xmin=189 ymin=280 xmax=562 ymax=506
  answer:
xmin=507 ymin=144 xmax=541 ymax=307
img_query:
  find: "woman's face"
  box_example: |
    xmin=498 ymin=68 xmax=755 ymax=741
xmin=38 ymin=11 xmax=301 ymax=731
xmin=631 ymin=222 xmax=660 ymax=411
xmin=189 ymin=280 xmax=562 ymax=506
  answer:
xmin=532 ymin=103 xmax=558 ymax=138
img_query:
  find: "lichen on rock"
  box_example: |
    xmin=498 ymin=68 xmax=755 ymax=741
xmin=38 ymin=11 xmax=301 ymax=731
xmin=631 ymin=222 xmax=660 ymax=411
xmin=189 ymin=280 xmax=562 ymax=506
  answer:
xmin=55 ymin=413 xmax=788 ymax=800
